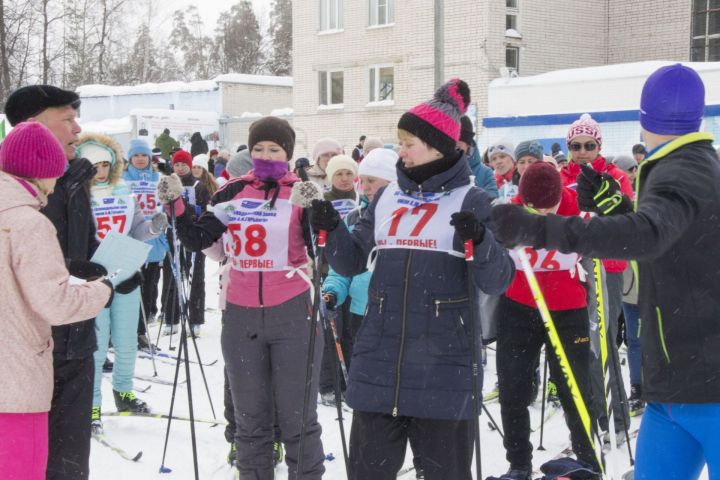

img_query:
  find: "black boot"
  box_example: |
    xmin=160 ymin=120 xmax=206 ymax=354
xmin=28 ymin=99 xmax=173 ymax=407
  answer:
xmin=629 ymin=384 xmax=645 ymax=416
xmin=103 ymin=357 xmax=114 ymax=373
xmin=113 ymin=390 xmax=150 ymax=413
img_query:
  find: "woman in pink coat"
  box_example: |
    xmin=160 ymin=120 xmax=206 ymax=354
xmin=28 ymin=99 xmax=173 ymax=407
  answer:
xmin=0 ymin=122 xmax=112 ymax=480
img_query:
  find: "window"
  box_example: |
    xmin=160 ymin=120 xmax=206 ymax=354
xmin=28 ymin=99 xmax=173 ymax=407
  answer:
xmin=320 ymin=0 xmax=343 ymax=31
xmin=369 ymin=66 xmax=394 ymax=102
xmin=369 ymin=0 xmax=394 ymax=26
xmin=506 ymin=0 xmax=519 ymax=32
xmin=506 ymin=46 xmax=519 ymax=74
xmin=319 ymin=70 xmax=344 ymax=106
xmin=692 ymin=0 xmax=720 ymax=61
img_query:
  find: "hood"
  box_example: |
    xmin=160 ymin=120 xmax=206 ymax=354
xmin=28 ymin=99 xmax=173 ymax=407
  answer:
xmin=0 ymin=172 xmax=43 ymax=213
xmin=77 ymin=131 xmax=126 ymax=186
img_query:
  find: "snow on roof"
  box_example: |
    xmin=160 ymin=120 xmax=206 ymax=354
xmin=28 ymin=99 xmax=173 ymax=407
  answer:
xmin=78 ymin=116 xmax=132 ymax=135
xmin=77 ymin=74 xmax=292 ymax=98
xmin=129 ymin=108 xmax=218 ymax=121
xmin=215 ymin=74 xmax=293 ymax=87
xmin=270 ymin=107 xmax=293 ymax=117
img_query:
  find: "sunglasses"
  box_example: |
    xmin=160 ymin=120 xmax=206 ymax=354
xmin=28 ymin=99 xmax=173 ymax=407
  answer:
xmin=568 ymin=142 xmax=598 ymax=152
xmin=488 ymin=144 xmax=512 ymax=156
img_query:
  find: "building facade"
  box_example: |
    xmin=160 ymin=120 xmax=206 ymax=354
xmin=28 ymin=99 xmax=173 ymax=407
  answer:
xmin=292 ymin=0 xmax=695 ymax=157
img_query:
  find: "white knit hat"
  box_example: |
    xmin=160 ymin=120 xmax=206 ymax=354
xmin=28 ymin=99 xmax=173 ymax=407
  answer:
xmin=192 ymin=154 xmax=209 ymax=169
xmin=325 ymin=154 xmax=358 ymax=180
xmin=488 ymin=139 xmax=516 ymax=162
xmin=358 ymin=148 xmax=398 ymax=182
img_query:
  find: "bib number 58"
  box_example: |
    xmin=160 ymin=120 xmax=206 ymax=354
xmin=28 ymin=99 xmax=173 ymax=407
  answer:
xmin=225 ymin=224 xmax=268 ymax=257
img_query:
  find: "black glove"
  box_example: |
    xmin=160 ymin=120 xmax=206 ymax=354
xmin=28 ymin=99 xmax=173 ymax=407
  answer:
xmin=115 ymin=271 xmax=144 ymax=295
xmin=101 ymin=279 xmax=115 ymax=308
xmin=577 ymin=164 xmax=633 ymax=215
xmin=449 ymin=211 xmax=486 ymax=244
xmin=490 ymin=204 xmax=547 ymax=249
xmin=309 ymin=199 xmax=340 ymax=232
xmin=64 ymin=158 xmax=96 ymax=199
xmin=323 ymin=293 xmax=337 ymax=310
xmin=67 ymin=259 xmax=107 ymax=280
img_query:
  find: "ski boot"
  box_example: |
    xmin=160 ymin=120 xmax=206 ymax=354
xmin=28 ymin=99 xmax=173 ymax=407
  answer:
xmin=546 ymin=380 xmax=560 ymax=406
xmin=91 ymin=406 xmax=103 ymax=435
xmin=188 ymin=325 xmax=201 ymax=337
xmin=113 ymin=390 xmax=150 ymax=413
xmin=320 ymin=391 xmax=336 ymax=407
xmin=227 ymin=442 xmax=237 ymax=466
xmin=272 ymin=440 xmax=284 ymax=467
xmin=629 ymin=384 xmax=645 ymax=417
xmin=138 ymin=334 xmax=160 ymax=352
xmin=163 ymin=324 xmax=179 ymax=336
xmin=103 ymin=357 xmax=114 ymax=373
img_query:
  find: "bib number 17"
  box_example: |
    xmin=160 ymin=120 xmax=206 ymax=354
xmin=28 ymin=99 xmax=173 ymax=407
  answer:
xmin=387 ymin=204 xmax=438 ymax=237
xmin=225 ymin=224 xmax=268 ymax=257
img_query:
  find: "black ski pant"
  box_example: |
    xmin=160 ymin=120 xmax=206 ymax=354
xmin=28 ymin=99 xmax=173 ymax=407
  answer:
xmin=137 ymin=261 xmax=161 ymax=335
xmin=46 ymin=356 xmax=94 ymax=480
xmin=162 ymin=249 xmax=205 ymax=326
xmin=496 ymin=296 xmax=598 ymax=471
xmin=222 ymin=293 xmax=325 ymax=480
xmin=348 ymin=410 xmax=473 ymax=480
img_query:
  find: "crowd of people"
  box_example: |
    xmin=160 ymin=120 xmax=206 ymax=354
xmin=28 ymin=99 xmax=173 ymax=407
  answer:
xmin=0 ymin=62 xmax=718 ymax=480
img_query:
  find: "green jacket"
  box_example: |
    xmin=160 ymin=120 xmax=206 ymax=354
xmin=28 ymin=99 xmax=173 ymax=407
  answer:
xmin=155 ymin=133 xmax=179 ymax=160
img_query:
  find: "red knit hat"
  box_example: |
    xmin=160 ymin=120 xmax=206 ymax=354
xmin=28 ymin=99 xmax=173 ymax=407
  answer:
xmin=172 ymin=150 xmax=192 ymax=168
xmin=519 ymin=162 xmax=562 ymax=209
xmin=566 ymin=113 xmax=602 ymax=146
xmin=0 ymin=122 xmax=66 ymax=179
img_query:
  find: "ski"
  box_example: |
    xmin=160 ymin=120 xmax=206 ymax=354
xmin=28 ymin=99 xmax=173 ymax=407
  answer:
xmin=134 ymin=373 xmax=186 ymax=386
xmin=317 ymin=401 xmax=352 ymax=414
xmin=137 ymin=349 xmax=218 ymax=366
xmin=397 ymin=465 xmax=415 ymax=477
xmin=531 ymin=404 xmax=560 ymax=432
xmin=483 ymin=388 xmax=500 ymax=403
xmin=102 ymin=411 xmax=226 ymax=425
xmin=92 ymin=433 xmax=143 ymax=462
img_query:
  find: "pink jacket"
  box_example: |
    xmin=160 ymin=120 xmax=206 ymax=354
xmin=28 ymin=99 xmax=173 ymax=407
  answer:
xmin=0 ymin=173 xmax=111 ymax=413
xmin=225 ymin=171 xmax=311 ymax=308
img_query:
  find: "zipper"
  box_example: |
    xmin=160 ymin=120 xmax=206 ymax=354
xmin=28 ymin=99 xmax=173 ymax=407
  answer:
xmin=379 ymin=297 xmax=384 ymax=315
xmin=656 ymin=307 xmax=670 ymax=364
xmin=258 ymin=272 xmax=264 ymax=307
xmin=392 ymin=250 xmax=413 ymax=417
xmin=434 ymin=297 xmax=469 ymax=317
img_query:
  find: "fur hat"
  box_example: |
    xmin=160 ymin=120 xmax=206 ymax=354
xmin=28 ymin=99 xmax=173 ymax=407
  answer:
xmin=0 ymin=122 xmax=66 ymax=179
xmin=640 ymin=64 xmax=705 ymax=135
xmin=397 ymin=78 xmax=470 ymax=158
xmin=358 ymin=148 xmax=398 ymax=182
xmin=76 ymin=132 xmax=122 ymax=167
xmin=519 ymin=162 xmax=562 ymax=209
xmin=566 ymin=113 xmax=602 ymax=146
xmin=4 ymin=85 xmax=81 ymax=126
xmin=172 ymin=150 xmax=192 ymax=168
xmin=247 ymin=116 xmax=296 ymax=159
xmin=312 ymin=138 xmax=343 ymax=163
xmin=325 ymin=154 xmax=358 ymax=180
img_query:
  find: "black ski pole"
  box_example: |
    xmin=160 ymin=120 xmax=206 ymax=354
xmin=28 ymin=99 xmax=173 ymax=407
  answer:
xmin=138 ymin=292 xmax=158 ymax=377
xmin=482 ymin=404 xmax=504 ymax=438
xmin=297 ymin=229 xmax=326 ymax=478
xmin=609 ymin=338 xmax=634 ymax=465
xmin=463 ymin=240 xmax=482 ymax=480
xmin=537 ymin=353 xmax=549 ymax=451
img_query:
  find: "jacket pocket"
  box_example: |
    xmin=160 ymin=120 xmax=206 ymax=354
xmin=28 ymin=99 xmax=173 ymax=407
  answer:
xmin=354 ymin=288 xmax=385 ymax=354
xmin=427 ymin=296 xmax=471 ymax=359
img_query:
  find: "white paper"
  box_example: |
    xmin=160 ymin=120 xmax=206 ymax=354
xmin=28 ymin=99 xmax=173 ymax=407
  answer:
xmin=91 ymin=230 xmax=152 ymax=286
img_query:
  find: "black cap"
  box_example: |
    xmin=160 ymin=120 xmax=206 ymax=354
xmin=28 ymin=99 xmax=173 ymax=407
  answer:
xmin=4 ymin=85 xmax=81 ymax=126
xmin=359 ymin=135 xmax=366 ymax=142
xmin=460 ymin=116 xmax=475 ymax=145
xmin=632 ymin=143 xmax=647 ymax=155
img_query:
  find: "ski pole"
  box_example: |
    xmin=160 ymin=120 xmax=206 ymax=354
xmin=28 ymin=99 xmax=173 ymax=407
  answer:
xmin=139 ymin=292 xmax=158 ymax=377
xmin=516 ymin=247 xmax=604 ymax=476
xmin=482 ymin=404 xmax=504 ymax=438
xmin=297 ymin=229 xmax=326 ymax=479
xmin=464 ymin=240 xmax=483 ymax=480
xmin=320 ymin=298 xmax=350 ymax=386
xmin=537 ymin=353 xmax=548 ymax=451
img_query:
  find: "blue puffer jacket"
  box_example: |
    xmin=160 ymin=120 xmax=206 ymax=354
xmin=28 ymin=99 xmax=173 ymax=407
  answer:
xmin=467 ymin=143 xmax=498 ymax=199
xmin=123 ymin=165 xmax=169 ymax=263
xmin=325 ymin=154 xmax=514 ymax=420
xmin=323 ymin=198 xmax=371 ymax=316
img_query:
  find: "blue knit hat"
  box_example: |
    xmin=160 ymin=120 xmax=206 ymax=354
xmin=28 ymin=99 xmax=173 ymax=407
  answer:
xmin=127 ymin=138 xmax=153 ymax=159
xmin=514 ymin=140 xmax=543 ymax=161
xmin=640 ymin=64 xmax=705 ymax=135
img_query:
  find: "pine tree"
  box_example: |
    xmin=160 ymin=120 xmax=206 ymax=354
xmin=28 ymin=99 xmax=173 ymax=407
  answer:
xmin=267 ymin=0 xmax=291 ymax=76
xmin=169 ymin=6 xmax=213 ymax=81
xmin=214 ymin=1 xmax=264 ymax=75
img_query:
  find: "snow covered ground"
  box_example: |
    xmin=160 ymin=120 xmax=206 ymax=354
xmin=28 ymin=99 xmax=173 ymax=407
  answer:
xmin=89 ymin=259 xmax=708 ymax=479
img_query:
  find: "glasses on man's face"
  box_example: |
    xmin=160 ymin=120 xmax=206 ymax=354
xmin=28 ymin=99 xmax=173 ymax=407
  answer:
xmin=568 ymin=142 xmax=598 ymax=152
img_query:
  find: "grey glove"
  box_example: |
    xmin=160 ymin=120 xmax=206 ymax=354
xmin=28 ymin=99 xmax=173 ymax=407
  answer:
xmin=150 ymin=212 xmax=169 ymax=234
xmin=157 ymin=174 xmax=184 ymax=204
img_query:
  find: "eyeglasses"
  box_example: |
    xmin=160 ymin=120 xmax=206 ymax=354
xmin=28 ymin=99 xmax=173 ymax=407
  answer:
xmin=568 ymin=142 xmax=598 ymax=152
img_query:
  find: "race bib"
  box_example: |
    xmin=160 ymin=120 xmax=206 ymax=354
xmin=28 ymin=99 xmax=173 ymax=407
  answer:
xmin=374 ymin=182 xmax=471 ymax=256
xmin=92 ymin=193 xmax=135 ymax=240
xmin=126 ymin=180 xmax=160 ymax=219
xmin=183 ymin=185 xmax=197 ymax=206
xmin=509 ymin=247 xmax=580 ymax=272
xmin=215 ymin=198 xmax=293 ymax=271
xmin=331 ymin=198 xmax=357 ymax=219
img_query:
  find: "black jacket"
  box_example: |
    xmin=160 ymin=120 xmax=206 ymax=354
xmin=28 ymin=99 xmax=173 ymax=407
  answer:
xmin=324 ymin=155 xmax=514 ymax=419
xmin=541 ymin=133 xmax=720 ymax=403
xmin=41 ymin=158 xmax=99 ymax=359
xmin=190 ymin=132 xmax=209 ymax=158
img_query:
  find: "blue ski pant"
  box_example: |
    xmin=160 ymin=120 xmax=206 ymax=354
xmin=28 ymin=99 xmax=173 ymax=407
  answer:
xmin=93 ymin=290 xmax=141 ymax=407
xmin=635 ymin=402 xmax=720 ymax=479
xmin=621 ymin=302 xmax=642 ymax=386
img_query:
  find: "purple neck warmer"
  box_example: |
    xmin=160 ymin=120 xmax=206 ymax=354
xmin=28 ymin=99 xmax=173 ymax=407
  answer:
xmin=253 ymin=158 xmax=288 ymax=181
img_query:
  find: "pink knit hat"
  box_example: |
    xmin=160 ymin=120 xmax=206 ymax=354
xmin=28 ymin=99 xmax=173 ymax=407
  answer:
xmin=0 ymin=122 xmax=66 ymax=179
xmin=566 ymin=113 xmax=602 ymax=146
xmin=312 ymin=138 xmax=342 ymax=163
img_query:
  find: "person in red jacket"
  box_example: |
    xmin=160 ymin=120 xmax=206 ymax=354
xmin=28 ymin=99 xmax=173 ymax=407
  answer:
xmin=492 ymin=162 xmax=598 ymax=480
xmin=562 ymin=113 xmax=631 ymax=444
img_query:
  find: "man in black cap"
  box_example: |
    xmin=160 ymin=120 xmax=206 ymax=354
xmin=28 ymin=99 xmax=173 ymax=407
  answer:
xmin=351 ymin=134 xmax=366 ymax=162
xmin=4 ymin=85 xmax=101 ymax=480
xmin=632 ymin=143 xmax=647 ymax=164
